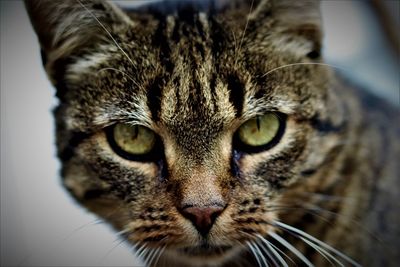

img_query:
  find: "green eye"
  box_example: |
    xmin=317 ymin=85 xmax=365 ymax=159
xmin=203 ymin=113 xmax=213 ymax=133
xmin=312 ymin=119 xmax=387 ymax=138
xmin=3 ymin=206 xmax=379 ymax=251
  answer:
xmin=237 ymin=113 xmax=283 ymax=149
xmin=110 ymin=123 xmax=156 ymax=156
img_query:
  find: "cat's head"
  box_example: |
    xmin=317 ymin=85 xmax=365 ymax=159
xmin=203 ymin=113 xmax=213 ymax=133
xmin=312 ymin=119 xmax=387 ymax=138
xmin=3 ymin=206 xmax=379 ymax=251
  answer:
xmin=26 ymin=0 xmax=346 ymax=265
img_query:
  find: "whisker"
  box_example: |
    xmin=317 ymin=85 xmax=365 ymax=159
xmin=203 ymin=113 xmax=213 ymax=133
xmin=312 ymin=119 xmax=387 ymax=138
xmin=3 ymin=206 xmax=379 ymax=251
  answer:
xmin=99 ymin=238 xmax=126 ymax=263
xmin=152 ymin=245 xmax=167 ymax=267
xmin=253 ymin=241 xmax=270 ymax=267
xmin=257 ymin=234 xmax=288 ymax=267
xmin=130 ymin=241 xmax=139 ymax=252
xmin=152 ymin=247 xmax=164 ymax=267
xmin=62 ymin=218 xmax=104 ymax=241
xmin=303 ymin=203 xmax=385 ymax=245
xmin=274 ymin=196 xmax=386 ymax=246
xmin=97 ymin=67 xmax=141 ymax=89
xmin=239 ymin=230 xmax=272 ymax=267
xmin=115 ymin=228 xmax=133 ymax=241
xmin=264 ymin=205 xmax=334 ymax=226
xmin=298 ymin=236 xmax=342 ymax=267
xmin=256 ymin=240 xmax=276 ymax=267
xmin=261 ymin=62 xmax=348 ymax=78
xmin=269 ymin=232 xmax=314 ymax=267
xmin=235 ymin=0 xmax=254 ymax=68
xmin=139 ymin=247 xmax=150 ymax=262
xmin=76 ymin=0 xmax=135 ymax=67
xmin=238 ymin=0 xmax=253 ymax=49
xmin=273 ymin=221 xmax=361 ymax=267
xmin=266 ymin=200 xmax=377 ymax=244
xmin=265 ymin=238 xmax=296 ymax=266
xmin=140 ymin=249 xmax=150 ymax=267
xmin=247 ymin=241 xmax=263 ymax=267
xmin=134 ymin=243 xmax=147 ymax=261
xmin=141 ymin=248 xmax=152 ymax=266
xmin=143 ymin=247 xmax=158 ymax=267
xmin=298 ymin=192 xmax=355 ymax=203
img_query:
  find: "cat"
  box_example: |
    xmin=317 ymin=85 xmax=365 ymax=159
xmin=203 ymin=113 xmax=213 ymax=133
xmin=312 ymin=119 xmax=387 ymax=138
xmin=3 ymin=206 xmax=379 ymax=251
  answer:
xmin=25 ymin=0 xmax=399 ymax=266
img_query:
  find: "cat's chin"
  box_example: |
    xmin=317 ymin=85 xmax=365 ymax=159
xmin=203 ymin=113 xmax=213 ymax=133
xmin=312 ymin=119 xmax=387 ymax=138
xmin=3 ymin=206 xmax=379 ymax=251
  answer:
xmin=163 ymin=245 xmax=243 ymax=266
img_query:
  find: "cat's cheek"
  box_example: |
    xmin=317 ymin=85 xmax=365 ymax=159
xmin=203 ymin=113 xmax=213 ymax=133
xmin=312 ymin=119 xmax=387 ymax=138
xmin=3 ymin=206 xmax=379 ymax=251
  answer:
xmin=62 ymin=161 xmax=110 ymax=200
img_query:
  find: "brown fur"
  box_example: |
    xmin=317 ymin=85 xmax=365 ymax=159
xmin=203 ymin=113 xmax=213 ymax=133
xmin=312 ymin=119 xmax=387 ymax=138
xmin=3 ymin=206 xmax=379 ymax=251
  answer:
xmin=25 ymin=0 xmax=399 ymax=266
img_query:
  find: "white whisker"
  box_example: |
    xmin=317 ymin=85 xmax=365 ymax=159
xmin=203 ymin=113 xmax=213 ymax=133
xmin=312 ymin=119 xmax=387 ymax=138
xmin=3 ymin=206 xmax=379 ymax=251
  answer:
xmin=300 ymin=192 xmax=355 ymax=203
xmin=134 ymin=243 xmax=147 ymax=261
xmin=274 ymin=221 xmax=361 ymax=267
xmin=130 ymin=242 xmax=139 ymax=253
xmin=97 ymin=67 xmax=141 ymax=88
xmin=99 ymin=238 xmax=125 ymax=263
xmin=152 ymin=245 xmax=167 ymax=267
xmin=269 ymin=231 xmax=314 ymax=267
xmin=235 ymin=0 xmax=254 ymax=68
xmin=256 ymin=241 xmax=276 ymax=267
xmin=247 ymin=241 xmax=263 ymax=267
xmin=140 ymin=248 xmax=151 ymax=266
xmin=257 ymin=234 xmax=288 ymax=267
xmin=143 ymin=247 xmax=158 ymax=267
xmin=76 ymin=0 xmax=135 ymax=68
xmin=265 ymin=238 xmax=296 ymax=266
xmin=253 ymin=241 xmax=270 ymax=267
xmin=303 ymin=203 xmax=385 ymax=244
xmin=265 ymin=205 xmax=334 ymax=226
xmin=261 ymin=62 xmax=347 ymax=78
xmin=299 ymin=236 xmax=343 ymax=267
xmin=116 ymin=228 xmax=131 ymax=238
xmin=149 ymin=247 xmax=161 ymax=267
xmin=62 ymin=219 xmax=103 ymax=240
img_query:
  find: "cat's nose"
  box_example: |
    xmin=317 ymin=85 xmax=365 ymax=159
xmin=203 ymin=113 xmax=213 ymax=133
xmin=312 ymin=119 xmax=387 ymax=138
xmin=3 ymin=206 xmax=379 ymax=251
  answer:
xmin=180 ymin=205 xmax=224 ymax=236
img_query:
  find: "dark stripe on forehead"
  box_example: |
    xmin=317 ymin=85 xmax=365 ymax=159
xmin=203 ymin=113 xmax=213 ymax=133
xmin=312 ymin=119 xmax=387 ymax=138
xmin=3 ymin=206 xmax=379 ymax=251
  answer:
xmin=195 ymin=14 xmax=207 ymax=41
xmin=210 ymin=73 xmax=219 ymax=112
xmin=209 ymin=16 xmax=226 ymax=59
xmin=191 ymin=78 xmax=207 ymax=110
xmin=149 ymin=15 xmax=174 ymax=121
xmin=153 ymin=17 xmax=174 ymax=73
xmin=176 ymin=4 xmax=198 ymax=26
xmin=226 ymin=74 xmax=245 ymax=116
xmin=147 ymin=76 xmax=164 ymax=121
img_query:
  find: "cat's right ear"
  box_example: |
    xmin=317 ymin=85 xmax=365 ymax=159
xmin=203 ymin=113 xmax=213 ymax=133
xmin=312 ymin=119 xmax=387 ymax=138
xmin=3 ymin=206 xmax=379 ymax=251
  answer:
xmin=254 ymin=0 xmax=322 ymax=59
xmin=24 ymin=0 xmax=132 ymax=81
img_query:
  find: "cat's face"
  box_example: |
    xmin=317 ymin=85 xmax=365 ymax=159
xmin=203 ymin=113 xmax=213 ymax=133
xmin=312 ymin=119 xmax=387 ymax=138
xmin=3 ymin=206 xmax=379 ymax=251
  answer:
xmin=26 ymin=0 xmax=346 ymax=265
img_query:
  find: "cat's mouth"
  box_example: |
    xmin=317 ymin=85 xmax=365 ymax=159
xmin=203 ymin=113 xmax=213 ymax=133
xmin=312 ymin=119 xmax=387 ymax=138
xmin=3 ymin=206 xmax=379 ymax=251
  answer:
xmin=179 ymin=244 xmax=232 ymax=257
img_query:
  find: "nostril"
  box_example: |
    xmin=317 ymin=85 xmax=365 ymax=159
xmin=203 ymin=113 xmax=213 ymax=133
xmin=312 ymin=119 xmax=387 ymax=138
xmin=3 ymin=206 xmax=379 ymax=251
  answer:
xmin=180 ymin=205 xmax=224 ymax=236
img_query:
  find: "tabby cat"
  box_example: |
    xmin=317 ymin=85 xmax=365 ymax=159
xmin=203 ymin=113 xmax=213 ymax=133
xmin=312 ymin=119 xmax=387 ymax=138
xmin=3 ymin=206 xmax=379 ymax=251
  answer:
xmin=25 ymin=0 xmax=399 ymax=266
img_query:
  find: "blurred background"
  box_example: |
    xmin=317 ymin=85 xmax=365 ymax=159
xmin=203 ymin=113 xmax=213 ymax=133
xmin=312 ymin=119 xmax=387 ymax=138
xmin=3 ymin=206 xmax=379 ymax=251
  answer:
xmin=1 ymin=0 xmax=399 ymax=266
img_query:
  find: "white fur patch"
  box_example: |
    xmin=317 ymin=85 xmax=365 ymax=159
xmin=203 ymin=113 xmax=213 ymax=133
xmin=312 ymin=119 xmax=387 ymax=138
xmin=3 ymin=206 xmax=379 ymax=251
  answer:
xmin=270 ymin=35 xmax=314 ymax=57
xmin=66 ymin=46 xmax=117 ymax=82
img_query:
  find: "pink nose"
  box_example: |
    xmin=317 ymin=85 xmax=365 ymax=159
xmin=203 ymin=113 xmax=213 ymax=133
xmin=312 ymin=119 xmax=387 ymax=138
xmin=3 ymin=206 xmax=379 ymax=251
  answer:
xmin=180 ymin=205 xmax=224 ymax=236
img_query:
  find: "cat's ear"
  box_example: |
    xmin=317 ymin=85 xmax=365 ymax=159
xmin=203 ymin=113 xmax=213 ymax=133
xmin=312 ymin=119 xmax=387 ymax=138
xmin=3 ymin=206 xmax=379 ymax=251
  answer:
xmin=24 ymin=0 xmax=132 ymax=65
xmin=251 ymin=0 xmax=322 ymax=58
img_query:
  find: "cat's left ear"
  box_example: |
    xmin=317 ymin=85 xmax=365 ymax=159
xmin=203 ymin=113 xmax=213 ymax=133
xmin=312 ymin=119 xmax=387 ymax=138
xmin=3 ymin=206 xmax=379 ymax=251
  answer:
xmin=24 ymin=0 xmax=133 ymax=80
xmin=251 ymin=0 xmax=322 ymax=59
